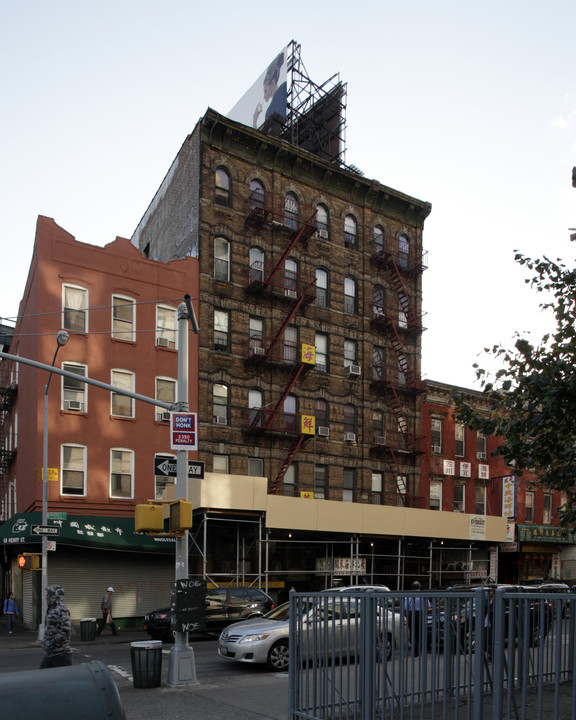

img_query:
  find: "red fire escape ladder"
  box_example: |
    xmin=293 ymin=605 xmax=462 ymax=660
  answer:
xmin=263 ymin=212 xmax=316 ymax=288
xmin=269 ymin=433 xmax=311 ymax=494
xmin=384 ymin=321 xmax=420 ymax=389
xmin=263 ymin=363 xmax=310 ymax=431
xmin=382 ymin=448 xmax=409 ymax=504
xmin=385 ymin=257 xmax=419 ymax=331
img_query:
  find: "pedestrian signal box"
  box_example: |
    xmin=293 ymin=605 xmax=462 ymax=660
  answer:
xmin=18 ymin=553 xmax=41 ymax=570
xmin=169 ymin=499 xmax=193 ymax=532
xmin=135 ymin=503 xmax=165 ymax=533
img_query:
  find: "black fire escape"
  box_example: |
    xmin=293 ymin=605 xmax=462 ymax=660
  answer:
xmin=243 ymin=189 xmax=317 ymax=495
xmin=0 ymin=368 xmax=17 ymax=477
xmin=369 ymin=237 xmax=428 ymax=505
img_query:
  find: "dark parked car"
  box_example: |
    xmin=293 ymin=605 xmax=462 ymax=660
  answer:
xmin=143 ymin=586 xmax=274 ymax=642
xmin=427 ymin=585 xmax=555 ymax=652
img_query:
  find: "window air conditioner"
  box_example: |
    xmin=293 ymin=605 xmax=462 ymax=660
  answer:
xmin=316 ymin=229 xmax=329 ymax=240
xmin=157 ymin=337 xmax=171 ymax=347
xmin=477 ymin=451 xmax=487 ymax=459
xmin=253 ymin=346 xmax=266 ymax=356
xmin=345 ymin=364 xmax=361 ymax=377
xmin=158 ymin=412 xmax=171 ymax=422
xmin=317 ymin=426 xmax=330 ymax=437
xmin=344 ymin=432 xmax=356 ymax=442
xmin=214 ymin=416 xmax=227 ymax=425
xmin=432 ymin=445 xmax=442 ymax=453
xmin=374 ymin=435 xmax=386 ymax=445
xmin=284 ymin=289 xmax=298 ymax=299
xmin=65 ymin=400 xmax=84 ymax=411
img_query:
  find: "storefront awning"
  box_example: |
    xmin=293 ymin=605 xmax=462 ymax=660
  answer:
xmin=517 ymin=524 xmax=575 ymax=544
xmin=0 ymin=512 xmax=176 ymax=554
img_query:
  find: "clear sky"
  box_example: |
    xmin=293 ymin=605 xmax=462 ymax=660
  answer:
xmin=1 ymin=1 xmax=574 ymax=389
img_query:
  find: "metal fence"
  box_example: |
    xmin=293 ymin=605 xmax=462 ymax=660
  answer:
xmin=288 ymin=587 xmax=576 ymax=720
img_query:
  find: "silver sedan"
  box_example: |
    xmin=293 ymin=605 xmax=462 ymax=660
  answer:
xmin=218 ymin=593 xmax=405 ymax=672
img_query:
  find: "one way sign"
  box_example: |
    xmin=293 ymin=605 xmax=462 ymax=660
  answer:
xmin=154 ymin=458 xmax=205 ymax=479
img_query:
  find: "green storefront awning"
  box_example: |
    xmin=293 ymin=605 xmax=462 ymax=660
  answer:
xmin=0 ymin=512 xmax=176 ymax=554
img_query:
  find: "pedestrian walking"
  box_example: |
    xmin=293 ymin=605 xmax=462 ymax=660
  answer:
xmin=96 ymin=586 xmax=118 ymax=636
xmin=40 ymin=584 xmax=72 ymax=668
xmin=3 ymin=592 xmax=18 ymax=633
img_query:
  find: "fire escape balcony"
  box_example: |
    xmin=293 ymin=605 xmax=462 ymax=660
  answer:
xmin=370 ymin=364 xmax=426 ymax=396
xmin=245 ymin=190 xmax=317 ymax=242
xmin=243 ymin=408 xmax=314 ymax=438
xmin=370 ymin=305 xmax=426 ymax=337
xmin=371 ymin=239 xmax=428 ymax=276
xmin=246 ymin=262 xmax=316 ymax=307
xmin=369 ymin=429 xmax=425 ymax=456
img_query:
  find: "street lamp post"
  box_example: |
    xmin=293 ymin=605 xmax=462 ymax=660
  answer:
xmin=39 ymin=330 xmax=69 ymax=640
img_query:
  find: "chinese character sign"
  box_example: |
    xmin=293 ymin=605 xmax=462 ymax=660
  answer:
xmin=301 ymin=344 xmax=316 ymax=365
xmin=478 ymin=464 xmax=489 ymax=480
xmin=459 ymin=462 xmax=471 ymax=478
xmin=301 ymin=415 xmax=315 ymax=435
xmin=502 ymin=475 xmax=517 ymax=518
xmin=443 ymin=459 xmax=455 ymax=476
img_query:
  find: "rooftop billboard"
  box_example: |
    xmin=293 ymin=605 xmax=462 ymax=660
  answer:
xmin=228 ymin=47 xmax=288 ymax=129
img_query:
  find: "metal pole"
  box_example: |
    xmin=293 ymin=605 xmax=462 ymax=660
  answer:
xmin=167 ymin=302 xmax=197 ymax=686
xmin=39 ymin=331 xmax=69 ymax=640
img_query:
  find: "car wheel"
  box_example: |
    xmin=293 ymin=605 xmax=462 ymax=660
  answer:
xmin=267 ymin=640 xmax=290 ymax=671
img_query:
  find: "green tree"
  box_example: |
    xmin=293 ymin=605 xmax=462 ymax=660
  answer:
xmin=454 ymin=252 xmax=576 ymax=528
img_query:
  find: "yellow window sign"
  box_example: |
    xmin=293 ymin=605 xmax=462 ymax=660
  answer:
xmin=301 ymin=344 xmax=315 ymax=365
xmin=301 ymin=415 xmax=315 ymax=435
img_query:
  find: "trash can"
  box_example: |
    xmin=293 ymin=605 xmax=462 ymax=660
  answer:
xmin=0 ymin=660 xmax=125 ymax=720
xmin=80 ymin=617 xmax=97 ymax=641
xmin=130 ymin=640 xmax=162 ymax=688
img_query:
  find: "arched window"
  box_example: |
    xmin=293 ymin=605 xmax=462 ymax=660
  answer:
xmin=344 ymin=276 xmax=357 ymax=314
xmin=373 ymin=284 xmax=385 ymax=317
xmin=399 ymin=234 xmax=410 ymax=268
xmin=249 ymin=247 xmax=264 ymax=284
xmin=344 ymin=215 xmax=357 ymax=249
xmin=316 ymin=204 xmax=329 ymax=237
xmin=249 ymin=179 xmax=265 ymax=209
xmin=374 ymin=225 xmax=385 ymax=254
xmin=213 ymin=383 xmax=229 ymax=424
xmin=285 ymin=192 xmax=299 ymax=230
xmin=215 ymin=167 xmax=231 ymax=206
xmin=315 ymin=267 xmax=329 ymax=307
xmin=214 ymin=237 xmax=230 ymax=281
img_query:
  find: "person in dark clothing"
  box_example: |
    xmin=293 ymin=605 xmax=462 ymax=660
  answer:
xmin=40 ymin=584 xmax=72 ymax=668
xmin=96 ymin=586 xmax=118 ymax=636
xmin=4 ymin=592 xmax=18 ymax=633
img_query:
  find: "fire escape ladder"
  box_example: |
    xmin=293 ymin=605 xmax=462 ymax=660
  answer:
xmin=263 ymin=216 xmax=316 ymax=288
xmin=383 ymin=448 xmax=409 ymax=505
xmin=386 ymin=257 xmax=419 ymax=330
xmin=269 ymin=433 xmax=310 ymax=494
xmin=385 ymin=321 xmax=419 ymax=389
xmin=264 ymin=363 xmax=308 ymax=430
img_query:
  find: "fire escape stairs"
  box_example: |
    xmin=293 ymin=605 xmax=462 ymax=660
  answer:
xmin=384 ymin=320 xmax=420 ymax=390
xmin=386 ymin=257 xmax=419 ymax=330
xmin=269 ymin=433 xmax=311 ymax=494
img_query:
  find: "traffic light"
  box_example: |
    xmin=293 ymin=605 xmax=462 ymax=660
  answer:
xmin=169 ymin=499 xmax=193 ymax=532
xmin=17 ymin=553 xmax=40 ymax=570
xmin=135 ymin=503 xmax=165 ymax=533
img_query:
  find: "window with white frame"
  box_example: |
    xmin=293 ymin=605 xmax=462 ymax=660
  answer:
xmin=155 ymin=377 xmax=175 ymax=421
xmin=373 ymin=285 xmax=385 ymax=317
xmin=431 ymin=418 xmax=443 ymax=452
xmin=373 ymin=346 xmax=385 ymax=381
xmin=63 ymin=285 xmax=88 ymax=333
xmin=371 ymin=471 xmax=383 ymax=504
xmin=214 ymin=310 xmax=230 ymax=352
xmin=475 ymin=485 xmax=486 ymax=515
xmin=248 ymin=457 xmax=264 ymax=477
xmin=315 ymin=268 xmax=329 ymax=307
xmin=430 ymin=480 xmax=442 ymax=510
xmin=398 ymin=234 xmax=410 ymax=268
xmin=111 ymin=370 xmax=134 ymax=417
xmin=343 ymin=468 xmax=355 ymax=502
xmin=61 ymin=444 xmax=86 ymax=496
xmin=344 ymin=215 xmax=357 ymax=249
xmin=455 ymin=423 xmax=465 ymax=457
xmin=283 ymin=394 xmax=297 ymax=433
xmin=314 ymin=465 xmax=328 ymax=499
xmin=344 ymin=339 xmax=357 ymax=369
xmin=315 ymin=204 xmax=329 ymax=234
xmin=249 ymin=247 xmax=264 ymax=284
xmin=373 ymin=225 xmax=384 ymax=253
xmin=315 ymin=398 xmax=328 ymax=430
xmin=248 ymin=389 xmax=263 ymax=427
xmin=344 ymin=276 xmax=357 ymax=314
xmin=476 ymin=433 xmax=487 ymax=459
xmin=213 ymin=383 xmax=229 ymax=425
xmin=284 ymin=463 xmax=297 ymax=492
xmin=249 ymin=179 xmax=265 ymax=209
xmin=214 ymin=237 xmax=230 ymax=281
xmin=110 ymin=448 xmax=134 ymax=499
xmin=284 ymin=258 xmax=298 ymax=294
xmin=213 ymin=455 xmax=229 ymax=473
xmin=249 ymin=316 xmax=264 ymax=354
xmin=284 ymin=325 xmax=298 ymax=364
xmin=62 ymin=362 xmax=87 ymax=412
xmin=454 ymin=484 xmax=465 ymax=512
xmin=343 ymin=404 xmax=356 ymax=436
xmin=525 ymin=491 xmax=534 ymax=523
xmin=284 ymin=192 xmax=299 ymax=230
xmin=112 ymin=295 xmax=135 ymax=341
xmin=315 ymin=333 xmax=328 ymax=373
xmin=543 ymin=494 xmax=552 ymax=524
xmin=154 ymin=453 xmax=176 ymax=499
xmin=156 ymin=305 xmax=177 ymax=349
